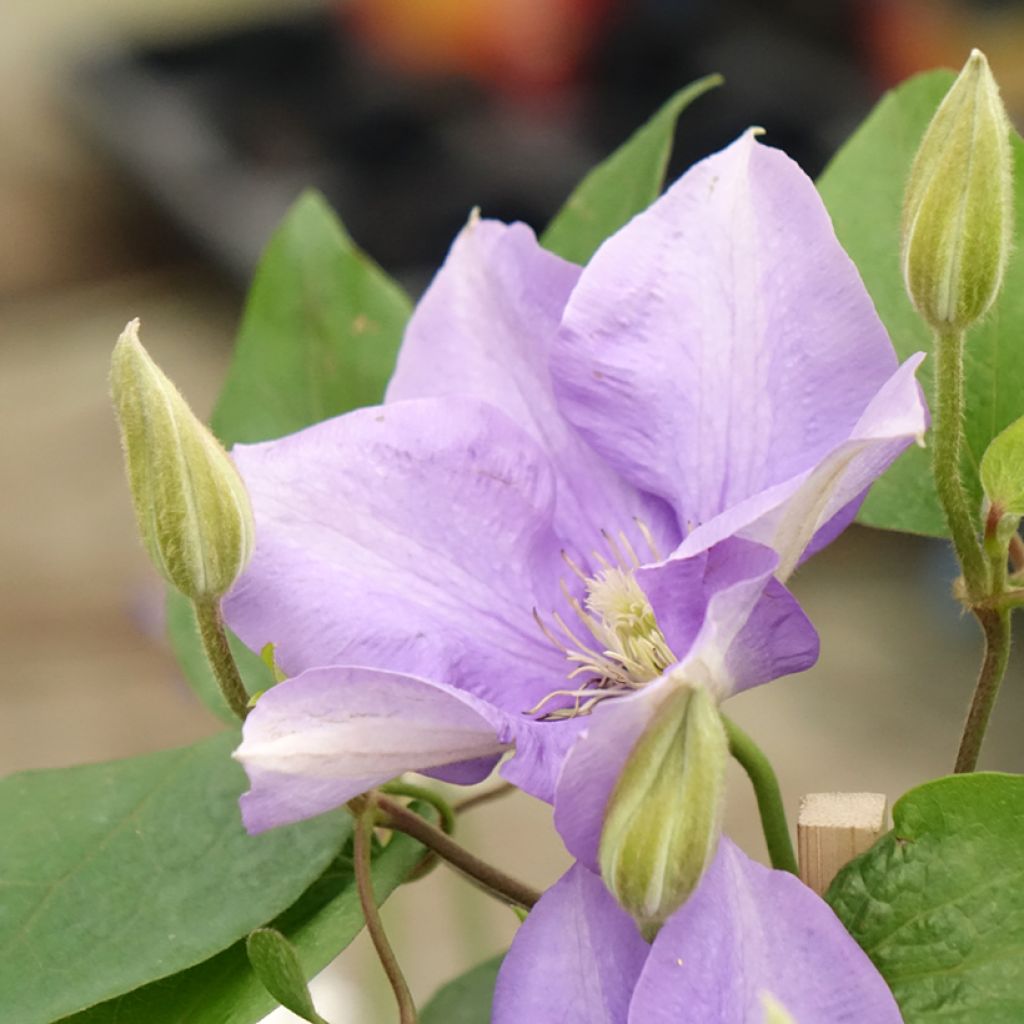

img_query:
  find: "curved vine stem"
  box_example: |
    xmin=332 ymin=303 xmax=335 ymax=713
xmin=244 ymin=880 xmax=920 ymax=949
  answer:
xmin=954 ymin=606 xmax=1013 ymax=772
xmin=354 ymin=796 xmax=417 ymax=1024
xmin=453 ymin=782 xmax=517 ymax=814
xmin=723 ymin=715 xmax=798 ymax=876
xmin=374 ymin=794 xmax=540 ymax=910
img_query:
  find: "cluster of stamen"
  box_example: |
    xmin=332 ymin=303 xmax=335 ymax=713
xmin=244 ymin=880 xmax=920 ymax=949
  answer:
xmin=528 ymin=521 xmax=676 ymax=721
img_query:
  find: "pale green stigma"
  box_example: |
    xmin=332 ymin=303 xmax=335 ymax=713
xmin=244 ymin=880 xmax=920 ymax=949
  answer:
xmin=529 ymin=523 xmax=675 ymax=720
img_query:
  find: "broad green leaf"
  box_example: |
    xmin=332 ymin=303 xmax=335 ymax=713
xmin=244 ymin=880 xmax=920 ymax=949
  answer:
xmin=827 ymin=773 xmax=1024 ymax=1023
xmin=0 ymin=732 xmax=352 ymax=1024
xmin=58 ymin=828 xmax=424 ymax=1024
xmin=541 ymin=75 xmax=722 ymax=265
xmin=420 ymin=955 xmax=504 ymax=1024
xmin=246 ymin=928 xmax=328 ymax=1024
xmin=212 ymin=189 xmax=413 ymax=446
xmin=981 ymin=414 xmax=1024 ymax=514
xmin=818 ymin=70 xmax=1024 ymax=537
xmin=166 ymin=589 xmax=274 ymax=723
xmin=170 ymin=191 xmax=412 ymax=720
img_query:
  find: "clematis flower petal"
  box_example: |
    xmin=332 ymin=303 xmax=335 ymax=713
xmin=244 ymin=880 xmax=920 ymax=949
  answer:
xmin=679 ymin=354 xmax=928 ymax=579
xmin=493 ymin=863 xmax=649 ymax=1024
xmin=234 ymin=666 xmax=510 ymax=833
xmin=387 ymin=215 xmax=678 ymax=558
xmin=640 ymin=539 xmax=817 ymax=697
xmin=553 ymin=539 xmax=818 ymax=868
xmin=552 ymin=130 xmax=926 ymax=565
xmin=629 ymin=838 xmax=904 ymax=1023
xmin=224 ymin=396 xmax=570 ymax=711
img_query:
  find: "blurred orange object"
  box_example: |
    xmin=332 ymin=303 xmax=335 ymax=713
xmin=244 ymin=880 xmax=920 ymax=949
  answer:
xmin=860 ymin=0 xmax=1024 ymax=115
xmin=344 ymin=0 xmax=612 ymax=98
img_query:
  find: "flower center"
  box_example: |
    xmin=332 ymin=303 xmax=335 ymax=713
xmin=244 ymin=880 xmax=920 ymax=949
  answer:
xmin=528 ymin=524 xmax=676 ymax=721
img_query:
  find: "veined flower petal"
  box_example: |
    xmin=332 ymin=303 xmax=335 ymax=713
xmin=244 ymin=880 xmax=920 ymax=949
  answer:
xmin=679 ymin=354 xmax=928 ymax=579
xmin=552 ymin=130 xmax=925 ymax=555
xmin=493 ymin=863 xmax=648 ymax=1024
xmin=234 ymin=666 xmax=510 ymax=833
xmin=224 ymin=397 xmax=570 ymax=712
xmin=629 ymin=839 xmax=904 ymax=1023
xmin=387 ymin=215 xmax=677 ymax=557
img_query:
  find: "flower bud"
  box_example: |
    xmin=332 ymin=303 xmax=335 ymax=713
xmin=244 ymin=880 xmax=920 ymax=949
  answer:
xmin=111 ymin=320 xmax=254 ymax=601
xmin=598 ymin=681 xmax=728 ymax=940
xmin=901 ymin=49 xmax=1013 ymax=332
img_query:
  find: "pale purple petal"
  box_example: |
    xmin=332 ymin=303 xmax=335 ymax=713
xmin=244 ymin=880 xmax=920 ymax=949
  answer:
xmin=234 ymin=666 xmax=509 ymax=833
xmin=657 ymin=540 xmax=817 ymax=702
xmin=498 ymin=715 xmax=587 ymax=804
xmin=629 ymin=839 xmax=903 ymax=1023
xmin=553 ymin=129 xmax=923 ymax=544
xmin=493 ymin=863 xmax=648 ymax=1024
xmin=726 ymin=578 xmax=818 ymax=695
xmin=680 ymin=355 xmax=928 ymax=579
xmin=387 ymin=216 xmax=679 ymax=561
xmin=224 ymin=397 xmax=569 ymax=711
xmin=553 ymin=678 xmax=672 ymax=870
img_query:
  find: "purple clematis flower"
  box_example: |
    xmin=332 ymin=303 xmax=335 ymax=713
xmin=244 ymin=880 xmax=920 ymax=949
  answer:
xmin=225 ymin=131 xmax=926 ymax=864
xmin=494 ymin=839 xmax=904 ymax=1023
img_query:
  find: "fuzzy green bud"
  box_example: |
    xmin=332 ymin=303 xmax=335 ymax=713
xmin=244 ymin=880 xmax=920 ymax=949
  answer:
xmin=901 ymin=49 xmax=1013 ymax=332
xmin=598 ymin=682 xmax=728 ymax=940
xmin=111 ymin=320 xmax=254 ymax=601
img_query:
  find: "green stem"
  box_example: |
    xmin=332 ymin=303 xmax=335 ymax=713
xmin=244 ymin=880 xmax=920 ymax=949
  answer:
xmin=374 ymin=795 xmax=540 ymax=910
xmin=933 ymin=326 xmax=989 ymax=600
xmin=723 ymin=716 xmax=798 ymax=876
xmin=193 ymin=598 xmax=250 ymax=720
xmin=379 ymin=781 xmax=456 ymax=836
xmin=354 ymin=797 xmax=417 ymax=1024
xmin=378 ymin=782 xmax=456 ymax=882
xmin=954 ymin=606 xmax=1013 ymax=772
xmin=453 ymin=781 xmax=517 ymax=814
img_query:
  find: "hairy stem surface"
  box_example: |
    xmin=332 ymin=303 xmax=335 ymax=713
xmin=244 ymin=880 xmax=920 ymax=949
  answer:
xmin=193 ymin=598 xmax=250 ymax=720
xmin=955 ymin=606 xmax=1013 ymax=772
xmin=932 ymin=326 xmax=988 ymax=599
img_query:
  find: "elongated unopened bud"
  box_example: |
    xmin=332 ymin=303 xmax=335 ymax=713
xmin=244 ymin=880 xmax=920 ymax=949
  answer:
xmin=901 ymin=49 xmax=1013 ymax=332
xmin=598 ymin=682 xmax=728 ymax=940
xmin=111 ymin=320 xmax=254 ymax=601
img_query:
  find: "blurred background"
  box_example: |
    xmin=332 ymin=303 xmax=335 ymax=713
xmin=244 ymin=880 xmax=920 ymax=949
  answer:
xmin=4 ymin=0 xmax=1024 ymax=1020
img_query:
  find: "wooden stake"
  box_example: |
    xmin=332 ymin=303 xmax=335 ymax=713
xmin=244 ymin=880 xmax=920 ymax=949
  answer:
xmin=797 ymin=792 xmax=888 ymax=897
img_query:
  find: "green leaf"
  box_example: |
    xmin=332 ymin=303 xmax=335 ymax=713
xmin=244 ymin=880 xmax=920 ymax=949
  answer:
xmin=166 ymin=589 xmax=274 ymax=723
xmin=540 ymin=75 xmax=722 ymax=265
xmin=57 ymin=828 xmax=425 ymax=1024
xmin=169 ymin=191 xmax=412 ymax=719
xmin=818 ymin=70 xmax=1024 ymax=537
xmin=827 ymin=773 xmax=1024 ymax=1023
xmin=0 ymin=732 xmax=352 ymax=1024
xmin=981 ymin=414 xmax=1024 ymax=514
xmin=246 ymin=928 xmax=328 ymax=1024
xmin=212 ymin=189 xmax=413 ymax=446
xmin=420 ymin=955 xmax=504 ymax=1024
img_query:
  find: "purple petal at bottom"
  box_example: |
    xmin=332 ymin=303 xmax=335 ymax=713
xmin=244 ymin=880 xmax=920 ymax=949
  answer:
xmin=630 ymin=838 xmax=903 ymax=1023
xmin=493 ymin=863 xmax=648 ymax=1024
